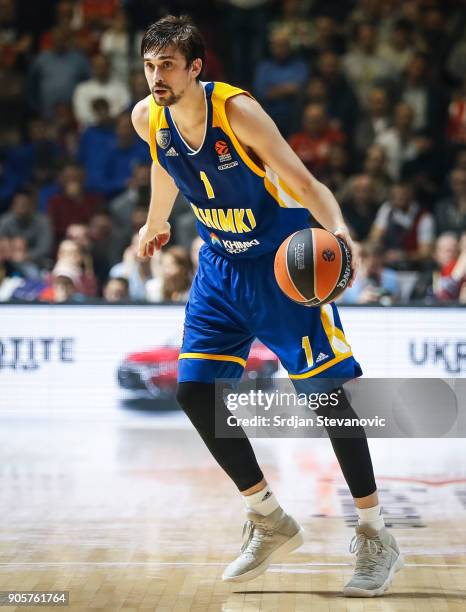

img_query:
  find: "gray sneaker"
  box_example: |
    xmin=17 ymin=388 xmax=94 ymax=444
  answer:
xmin=343 ymin=524 xmax=404 ymax=597
xmin=222 ymin=506 xmax=305 ymax=583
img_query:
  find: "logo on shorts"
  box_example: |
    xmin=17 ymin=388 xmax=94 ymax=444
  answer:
xmin=221 ymin=238 xmax=260 ymax=254
xmin=210 ymin=232 xmax=222 ymax=247
xmin=210 ymin=231 xmax=260 ymax=254
xmin=156 ymin=129 xmax=171 ymax=149
xmin=322 ymin=248 xmax=335 ymax=262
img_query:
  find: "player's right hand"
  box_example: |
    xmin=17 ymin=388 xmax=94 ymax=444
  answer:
xmin=137 ymin=221 xmax=171 ymax=258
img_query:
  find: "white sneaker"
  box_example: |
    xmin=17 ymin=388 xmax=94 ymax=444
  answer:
xmin=343 ymin=524 xmax=404 ymax=597
xmin=222 ymin=506 xmax=305 ymax=583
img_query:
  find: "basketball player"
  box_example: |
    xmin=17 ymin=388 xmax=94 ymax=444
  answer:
xmin=133 ymin=15 xmax=403 ymax=597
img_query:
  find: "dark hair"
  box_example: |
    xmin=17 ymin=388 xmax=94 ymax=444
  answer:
xmin=393 ymin=18 xmax=414 ymax=34
xmin=13 ymin=186 xmax=34 ymax=199
xmin=141 ymin=15 xmax=205 ymax=80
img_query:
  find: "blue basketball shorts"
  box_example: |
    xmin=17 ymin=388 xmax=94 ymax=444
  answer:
xmin=178 ymin=245 xmax=362 ymax=392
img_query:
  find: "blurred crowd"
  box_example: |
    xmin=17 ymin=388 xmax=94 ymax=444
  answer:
xmin=0 ymin=0 xmax=466 ymax=304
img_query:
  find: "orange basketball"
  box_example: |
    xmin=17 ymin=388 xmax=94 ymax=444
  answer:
xmin=274 ymin=228 xmax=352 ymax=306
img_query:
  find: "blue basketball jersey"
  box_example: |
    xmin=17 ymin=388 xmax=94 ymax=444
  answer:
xmin=148 ymin=81 xmax=312 ymax=258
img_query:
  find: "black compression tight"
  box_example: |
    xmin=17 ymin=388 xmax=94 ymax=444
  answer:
xmin=176 ymin=382 xmax=376 ymax=498
xmin=176 ymin=382 xmax=264 ymax=491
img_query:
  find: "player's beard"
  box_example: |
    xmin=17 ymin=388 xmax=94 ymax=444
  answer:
xmin=152 ymin=86 xmax=183 ymax=107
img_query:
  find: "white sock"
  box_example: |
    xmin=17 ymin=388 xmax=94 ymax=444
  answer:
xmin=356 ymin=504 xmax=385 ymax=531
xmin=243 ymin=484 xmax=280 ymax=516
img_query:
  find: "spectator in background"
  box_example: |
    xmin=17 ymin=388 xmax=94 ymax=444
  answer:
xmin=375 ymin=102 xmax=418 ymax=180
xmin=91 ymin=112 xmax=150 ymax=197
xmin=80 ymin=0 xmax=120 ymax=29
xmin=361 ymin=144 xmax=392 ymax=204
xmin=454 ymin=148 xmax=466 ymax=173
xmin=87 ymin=212 xmax=122 ymax=288
xmin=319 ymin=143 xmax=351 ymax=197
xmin=39 ymin=1 xmax=80 ymax=51
xmin=0 ymin=43 xmax=24 ymax=131
xmin=0 ymin=252 xmax=18 ymax=302
xmin=65 ymin=223 xmax=92 ymax=254
xmin=400 ymin=52 xmax=449 ymax=144
xmin=340 ymin=242 xmax=400 ymax=305
xmin=447 ymin=34 xmax=466 ymax=85
xmin=307 ymin=14 xmax=345 ymax=62
xmin=127 ymin=70 xmax=149 ymax=110
xmin=415 ymin=5 xmax=449 ymax=72
xmin=369 ymin=181 xmax=435 ymax=270
xmin=410 ymin=232 xmax=466 ymax=303
xmin=27 ymin=25 xmax=91 ymax=119
xmin=341 ymin=174 xmax=379 ymax=242
xmin=7 ymin=118 xmax=62 ymax=189
xmin=269 ymin=0 xmax=313 ymax=54
xmin=52 ymin=272 xmax=80 ymax=302
xmin=342 ymin=22 xmax=393 ymax=108
xmin=0 ymin=190 xmax=52 ymax=266
xmin=288 ymin=103 xmax=345 ymax=177
xmin=300 ymin=75 xmax=353 ymax=136
xmin=377 ymin=19 xmax=414 ymax=76
xmin=109 ymin=162 xmax=150 ymax=228
xmin=0 ymin=0 xmax=33 ymax=70
xmin=0 ymin=236 xmax=29 ymax=301
xmin=53 ymin=102 xmax=79 ymax=158
xmin=223 ymin=0 xmax=270 ymax=88
xmin=77 ymin=98 xmax=115 ymax=190
xmin=190 ymin=236 xmax=204 ymax=274
xmin=8 ymin=236 xmax=41 ymax=280
xmin=108 ymin=200 xmax=149 ymax=263
xmin=447 ymin=78 xmax=466 ymax=147
xmin=157 ymin=246 xmax=193 ymax=303
xmin=316 ymin=51 xmax=359 ymax=137
xmin=100 ymin=9 xmax=130 ymax=83
xmin=103 ymin=276 xmax=129 ymax=302
xmin=253 ymin=27 xmax=309 ymax=137
xmin=109 ymin=232 xmax=155 ymax=300
xmin=434 ymin=168 xmax=466 ymax=235
xmin=347 ymin=0 xmax=383 ymax=31
xmin=302 ymin=75 xmax=327 ymax=108
xmin=51 ymin=238 xmax=97 ymax=297
xmin=354 ymin=87 xmax=391 ymax=158
xmin=64 ymin=221 xmax=108 ymax=288
xmin=172 ymin=193 xmax=198 ymax=251
xmin=47 ymin=162 xmax=104 ymax=249
xmin=72 ymin=53 xmax=130 ymax=127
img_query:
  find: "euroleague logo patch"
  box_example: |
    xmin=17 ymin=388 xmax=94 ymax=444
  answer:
xmin=215 ymin=139 xmax=233 ymax=165
xmin=322 ymin=248 xmax=335 ymax=262
xmin=215 ymin=140 xmax=230 ymax=156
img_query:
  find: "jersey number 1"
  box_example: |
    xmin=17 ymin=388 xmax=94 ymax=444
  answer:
xmin=302 ymin=336 xmax=313 ymax=368
xmin=200 ymin=171 xmax=215 ymax=199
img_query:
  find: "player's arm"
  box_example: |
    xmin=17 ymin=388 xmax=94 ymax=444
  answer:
xmin=227 ymin=95 xmax=359 ymax=277
xmin=131 ymin=97 xmax=179 ymax=257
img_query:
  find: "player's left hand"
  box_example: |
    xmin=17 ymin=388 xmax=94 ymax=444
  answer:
xmin=333 ymin=227 xmax=359 ymax=287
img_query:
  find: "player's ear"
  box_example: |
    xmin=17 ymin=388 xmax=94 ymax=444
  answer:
xmin=190 ymin=58 xmax=202 ymax=80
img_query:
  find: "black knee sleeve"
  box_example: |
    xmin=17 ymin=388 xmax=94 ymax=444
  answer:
xmin=176 ymin=382 xmax=264 ymax=492
xmin=314 ymin=387 xmax=377 ymax=499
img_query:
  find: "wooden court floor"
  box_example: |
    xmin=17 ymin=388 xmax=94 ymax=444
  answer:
xmin=0 ymin=415 xmax=465 ymax=611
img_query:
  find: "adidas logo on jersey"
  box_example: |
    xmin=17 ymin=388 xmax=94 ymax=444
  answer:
xmin=316 ymin=352 xmax=329 ymax=363
xmin=165 ymin=147 xmax=178 ymax=157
